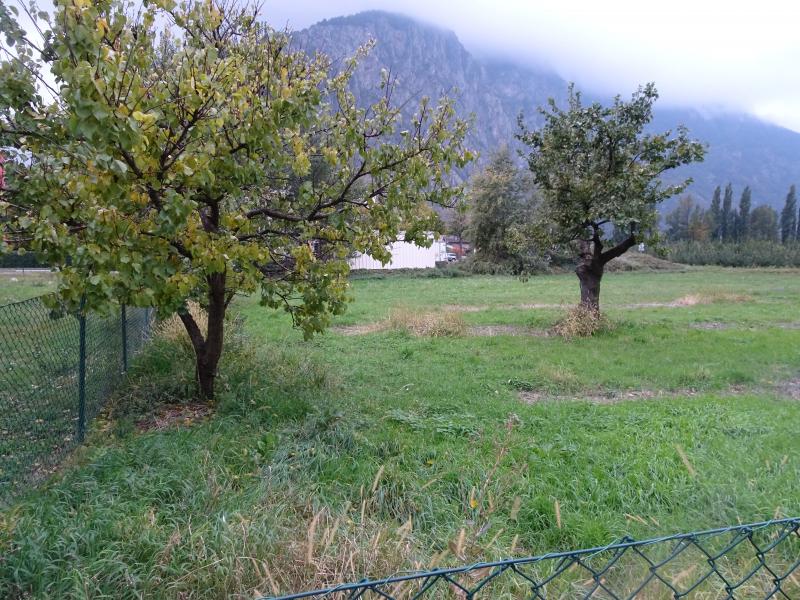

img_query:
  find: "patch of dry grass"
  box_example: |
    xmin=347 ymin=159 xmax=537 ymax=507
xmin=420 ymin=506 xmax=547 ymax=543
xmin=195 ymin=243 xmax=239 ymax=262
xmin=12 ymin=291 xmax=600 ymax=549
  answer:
xmin=153 ymin=301 xmax=207 ymax=351
xmin=671 ymin=292 xmax=753 ymax=306
xmin=387 ymin=306 xmax=466 ymax=337
xmin=551 ymin=305 xmax=614 ymax=339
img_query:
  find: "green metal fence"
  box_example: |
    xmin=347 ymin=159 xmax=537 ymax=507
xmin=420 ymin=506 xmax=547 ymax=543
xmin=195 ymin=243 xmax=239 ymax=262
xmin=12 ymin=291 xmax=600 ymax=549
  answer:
xmin=0 ymin=294 xmax=153 ymax=501
xmin=266 ymin=517 xmax=800 ymax=599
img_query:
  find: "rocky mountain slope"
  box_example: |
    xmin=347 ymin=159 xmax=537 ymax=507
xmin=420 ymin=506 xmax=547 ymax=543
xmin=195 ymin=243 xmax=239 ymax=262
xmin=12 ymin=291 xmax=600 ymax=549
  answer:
xmin=295 ymin=11 xmax=800 ymax=209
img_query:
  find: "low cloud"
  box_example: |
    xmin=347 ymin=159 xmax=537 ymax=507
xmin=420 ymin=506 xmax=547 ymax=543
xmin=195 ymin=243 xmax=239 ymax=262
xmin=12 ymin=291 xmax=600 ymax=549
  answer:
xmin=264 ymin=0 xmax=800 ymax=132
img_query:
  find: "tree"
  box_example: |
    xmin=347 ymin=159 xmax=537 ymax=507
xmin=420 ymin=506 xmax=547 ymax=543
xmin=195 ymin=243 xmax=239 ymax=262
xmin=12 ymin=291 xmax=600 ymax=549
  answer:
xmin=737 ymin=186 xmax=751 ymax=241
xmin=709 ymin=186 xmax=722 ymax=240
xmin=780 ymin=185 xmax=797 ymax=244
xmin=0 ymin=0 xmax=471 ymax=399
xmin=687 ymin=205 xmax=711 ymax=242
xmin=665 ymin=195 xmax=696 ymax=241
xmin=750 ymin=205 xmax=779 ymax=241
xmin=466 ymin=147 xmax=536 ymax=268
xmin=721 ymin=183 xmax=733 ymax=241
xmin=517 ymin=83 xmax=704 ymax=310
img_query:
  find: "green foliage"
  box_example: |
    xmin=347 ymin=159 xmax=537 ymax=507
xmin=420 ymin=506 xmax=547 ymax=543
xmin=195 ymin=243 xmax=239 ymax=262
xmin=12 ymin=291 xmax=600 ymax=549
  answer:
xmin=465 ymin=147 xmax=539 ymax=272
xmin=0 ymin=0 xmax=472 ymax=397
xmin=750 ymin=205 xmax=780 ymax=242
xmin=0 ymin=252 xmax=45 ymax=269
xmin=737 ymin=186 xmax=751 ymax=242
xmin=721 ymin=183 xmax=734 ymax=241
xmin=709 ymin=186 xmax=722 ymax=240
xmin=667 ymin=240 xmax=800 ymax=267
xmin=665 ymin=185 xmax=772 ymax=245
xmin=518 ymin=83 xmax=705 ymax=249
xmin=665 ymin=195 xmax=705 ymax=241
xmin=780 ymin=185 xmax=797 ymax=244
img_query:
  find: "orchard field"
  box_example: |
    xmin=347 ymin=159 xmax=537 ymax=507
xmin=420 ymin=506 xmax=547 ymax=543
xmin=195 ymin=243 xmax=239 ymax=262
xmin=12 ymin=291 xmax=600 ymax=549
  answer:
xmin=1 ymin=267 xmax=799 ymax=597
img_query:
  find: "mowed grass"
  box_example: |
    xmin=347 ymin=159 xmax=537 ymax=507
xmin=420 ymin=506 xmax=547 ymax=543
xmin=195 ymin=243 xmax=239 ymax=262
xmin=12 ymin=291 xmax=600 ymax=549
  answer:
xmin=0 ymin=270 xmax=56 ymax=306
xmin=1 ymin=268 xmax=800 ymax=598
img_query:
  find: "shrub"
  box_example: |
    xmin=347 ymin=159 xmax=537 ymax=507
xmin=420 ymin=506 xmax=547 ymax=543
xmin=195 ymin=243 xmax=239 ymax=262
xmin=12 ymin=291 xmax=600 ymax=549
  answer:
xmin=666 ymin=241 xmax=800 ymax=267
xmin=551 ymin=305 xmax=614 ymax=339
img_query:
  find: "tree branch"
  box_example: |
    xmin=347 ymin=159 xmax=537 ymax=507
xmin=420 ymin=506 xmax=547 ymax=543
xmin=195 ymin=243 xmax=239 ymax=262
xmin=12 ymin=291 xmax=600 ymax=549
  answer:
xmin=600 ymin=231 xmax=637 ymax=265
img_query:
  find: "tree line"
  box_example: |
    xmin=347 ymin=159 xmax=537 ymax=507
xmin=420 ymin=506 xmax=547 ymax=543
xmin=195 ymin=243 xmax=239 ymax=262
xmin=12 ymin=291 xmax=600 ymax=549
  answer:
xmin=664 ymin=184 xmax=798 ymax=243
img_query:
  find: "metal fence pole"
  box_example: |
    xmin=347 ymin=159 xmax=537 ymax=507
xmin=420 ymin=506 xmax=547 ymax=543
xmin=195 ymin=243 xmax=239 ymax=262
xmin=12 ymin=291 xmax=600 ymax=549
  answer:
xmin=121 ymin=304 xmax=128 ymax=373
xmin=145 ymin=307 xmax=153 ymax=339
xmin=77 ymin=298 xmax=87 ymax=443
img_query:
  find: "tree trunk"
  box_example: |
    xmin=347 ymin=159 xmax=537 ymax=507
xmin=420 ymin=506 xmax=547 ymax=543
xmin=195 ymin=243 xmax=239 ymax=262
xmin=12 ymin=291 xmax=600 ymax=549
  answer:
xmin=179 ymin=272 xmax=227 ymax=401
xmin=576 ymin=259 xmax=603 ymax=312
xmin=574 ymin=230 xmax=638 ymax=313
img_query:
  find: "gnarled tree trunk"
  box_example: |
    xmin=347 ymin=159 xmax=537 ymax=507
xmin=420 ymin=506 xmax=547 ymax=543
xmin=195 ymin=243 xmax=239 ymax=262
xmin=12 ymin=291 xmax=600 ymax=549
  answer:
xmin=179 ymin=272 xmax=228 ymax=401
xmin=576 ymin=254 xmax=603 ymax=312
xmin=575 ymin=226 xmax=638 ymax=312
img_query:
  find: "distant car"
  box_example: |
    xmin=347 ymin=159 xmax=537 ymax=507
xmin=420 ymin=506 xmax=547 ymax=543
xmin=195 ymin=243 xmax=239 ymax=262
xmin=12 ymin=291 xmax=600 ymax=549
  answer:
xmin=446 ymin=253 xmax=458 ymax=262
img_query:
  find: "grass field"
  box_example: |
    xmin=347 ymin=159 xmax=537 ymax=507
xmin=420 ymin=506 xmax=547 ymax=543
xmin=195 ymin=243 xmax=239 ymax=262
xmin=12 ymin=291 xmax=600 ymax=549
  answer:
xmin=1 ymin=267 xmax=799 ymax=598
xmin=0 ymin=270 xmax=56 ymax=306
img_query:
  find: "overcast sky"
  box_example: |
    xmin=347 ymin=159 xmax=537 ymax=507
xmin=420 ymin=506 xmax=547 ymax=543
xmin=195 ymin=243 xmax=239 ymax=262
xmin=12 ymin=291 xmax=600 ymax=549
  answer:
xmin=264 ymin=0 xmax=800 ymax=132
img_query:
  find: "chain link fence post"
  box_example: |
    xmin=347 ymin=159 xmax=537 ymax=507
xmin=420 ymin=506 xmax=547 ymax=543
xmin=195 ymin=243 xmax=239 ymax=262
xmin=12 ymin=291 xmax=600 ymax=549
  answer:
xmin=121 ymin=304 xmax=128 ymax=373
xmin=76 ymin=297 xmax=87 ymax=443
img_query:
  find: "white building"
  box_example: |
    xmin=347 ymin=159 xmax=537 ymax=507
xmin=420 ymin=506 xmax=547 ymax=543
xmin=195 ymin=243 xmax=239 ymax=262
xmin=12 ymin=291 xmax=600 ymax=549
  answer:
xmin=348 ymin=233 xmax=447 ymax=270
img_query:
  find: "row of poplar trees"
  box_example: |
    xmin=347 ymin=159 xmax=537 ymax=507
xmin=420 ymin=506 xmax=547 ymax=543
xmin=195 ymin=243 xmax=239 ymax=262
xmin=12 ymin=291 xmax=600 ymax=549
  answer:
xmin=665 ymin=184 xmax=798 ymax=243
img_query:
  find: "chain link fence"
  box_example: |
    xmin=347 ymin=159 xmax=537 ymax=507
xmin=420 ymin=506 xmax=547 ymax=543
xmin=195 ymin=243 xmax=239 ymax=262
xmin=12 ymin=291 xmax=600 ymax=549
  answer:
xmin=266 ymin=517 xmax=800 ymax=599
xmin=0 ymin=294 xmax=153 ymax=501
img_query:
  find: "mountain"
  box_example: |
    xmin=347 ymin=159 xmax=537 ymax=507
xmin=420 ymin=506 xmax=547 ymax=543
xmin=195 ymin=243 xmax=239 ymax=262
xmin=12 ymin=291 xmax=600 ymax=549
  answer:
xmin=294 ymin=11 xmax=800 ymax=210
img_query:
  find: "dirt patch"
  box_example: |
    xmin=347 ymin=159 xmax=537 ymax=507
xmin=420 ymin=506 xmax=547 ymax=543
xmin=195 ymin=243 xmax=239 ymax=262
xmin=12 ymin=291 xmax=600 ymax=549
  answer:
xmin=331 ymin=322 xmax=387 ymax=336
xmin=689 ymin=321 xmax=732 ymax=330
xmin=623 ymin=293 xmax=753 ymax=309
xmin=509 ymin=303 xmax=563 ymax=310
xmin=333 ymin=322 xmax=549 ymax=337
xmin=445 ymin=303 xmax=563 ymax=312
xmin=519 ymin=388 xmax=668 ymax=405
xmin=135 ymin=403 xmax=214 ymax=432
xmin=468 ymin=325 xmax=550 ymax=337
xmin=518 ymin=386 xmax=744 ymax=405
xmin=442 ymin=304 xmax=489 ymax=313
xmin=517 ymin=381 xmax=798 ymax=405
xmin=442 ymin=294 xmax=752 ymax=314
xmin=688 ymin=321 xmax=800 ymax=331
xmin=775 ymin=379 xmax=800 ymax=400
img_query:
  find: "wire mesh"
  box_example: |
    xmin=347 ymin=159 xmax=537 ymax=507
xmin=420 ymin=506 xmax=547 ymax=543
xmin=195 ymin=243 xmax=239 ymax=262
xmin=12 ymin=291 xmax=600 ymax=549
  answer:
xmin=266 ymin=518 xmax=800 ymax=600
xmin=0 ymin=294 xmax=153 ymax=501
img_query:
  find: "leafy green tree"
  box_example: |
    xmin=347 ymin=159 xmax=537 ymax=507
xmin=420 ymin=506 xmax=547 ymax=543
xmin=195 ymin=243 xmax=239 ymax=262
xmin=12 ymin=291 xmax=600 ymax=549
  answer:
xmin=709 ymin=186 xmax=722 ymax=240
xmin=737 ymin=186 xmax=751 ymax=241
xmin=517 ymin=83 xmax=704 ymax=310
xmin=466 ymin=147 xmax=536 ymax=268
xmin=687 ymin=205 xmax=711 ymax=242
xmin=721 ymin=183 xmax=733 ymax=241
xmin=0 ymin=0 xmax=471 ymax=398
xmin=750 ymin=205 xmax=779 ymax=242
xmin=781 ymin=185 xmax=797 ymax=244
xmin=665 ymin=195 xmax=696 ymax=241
